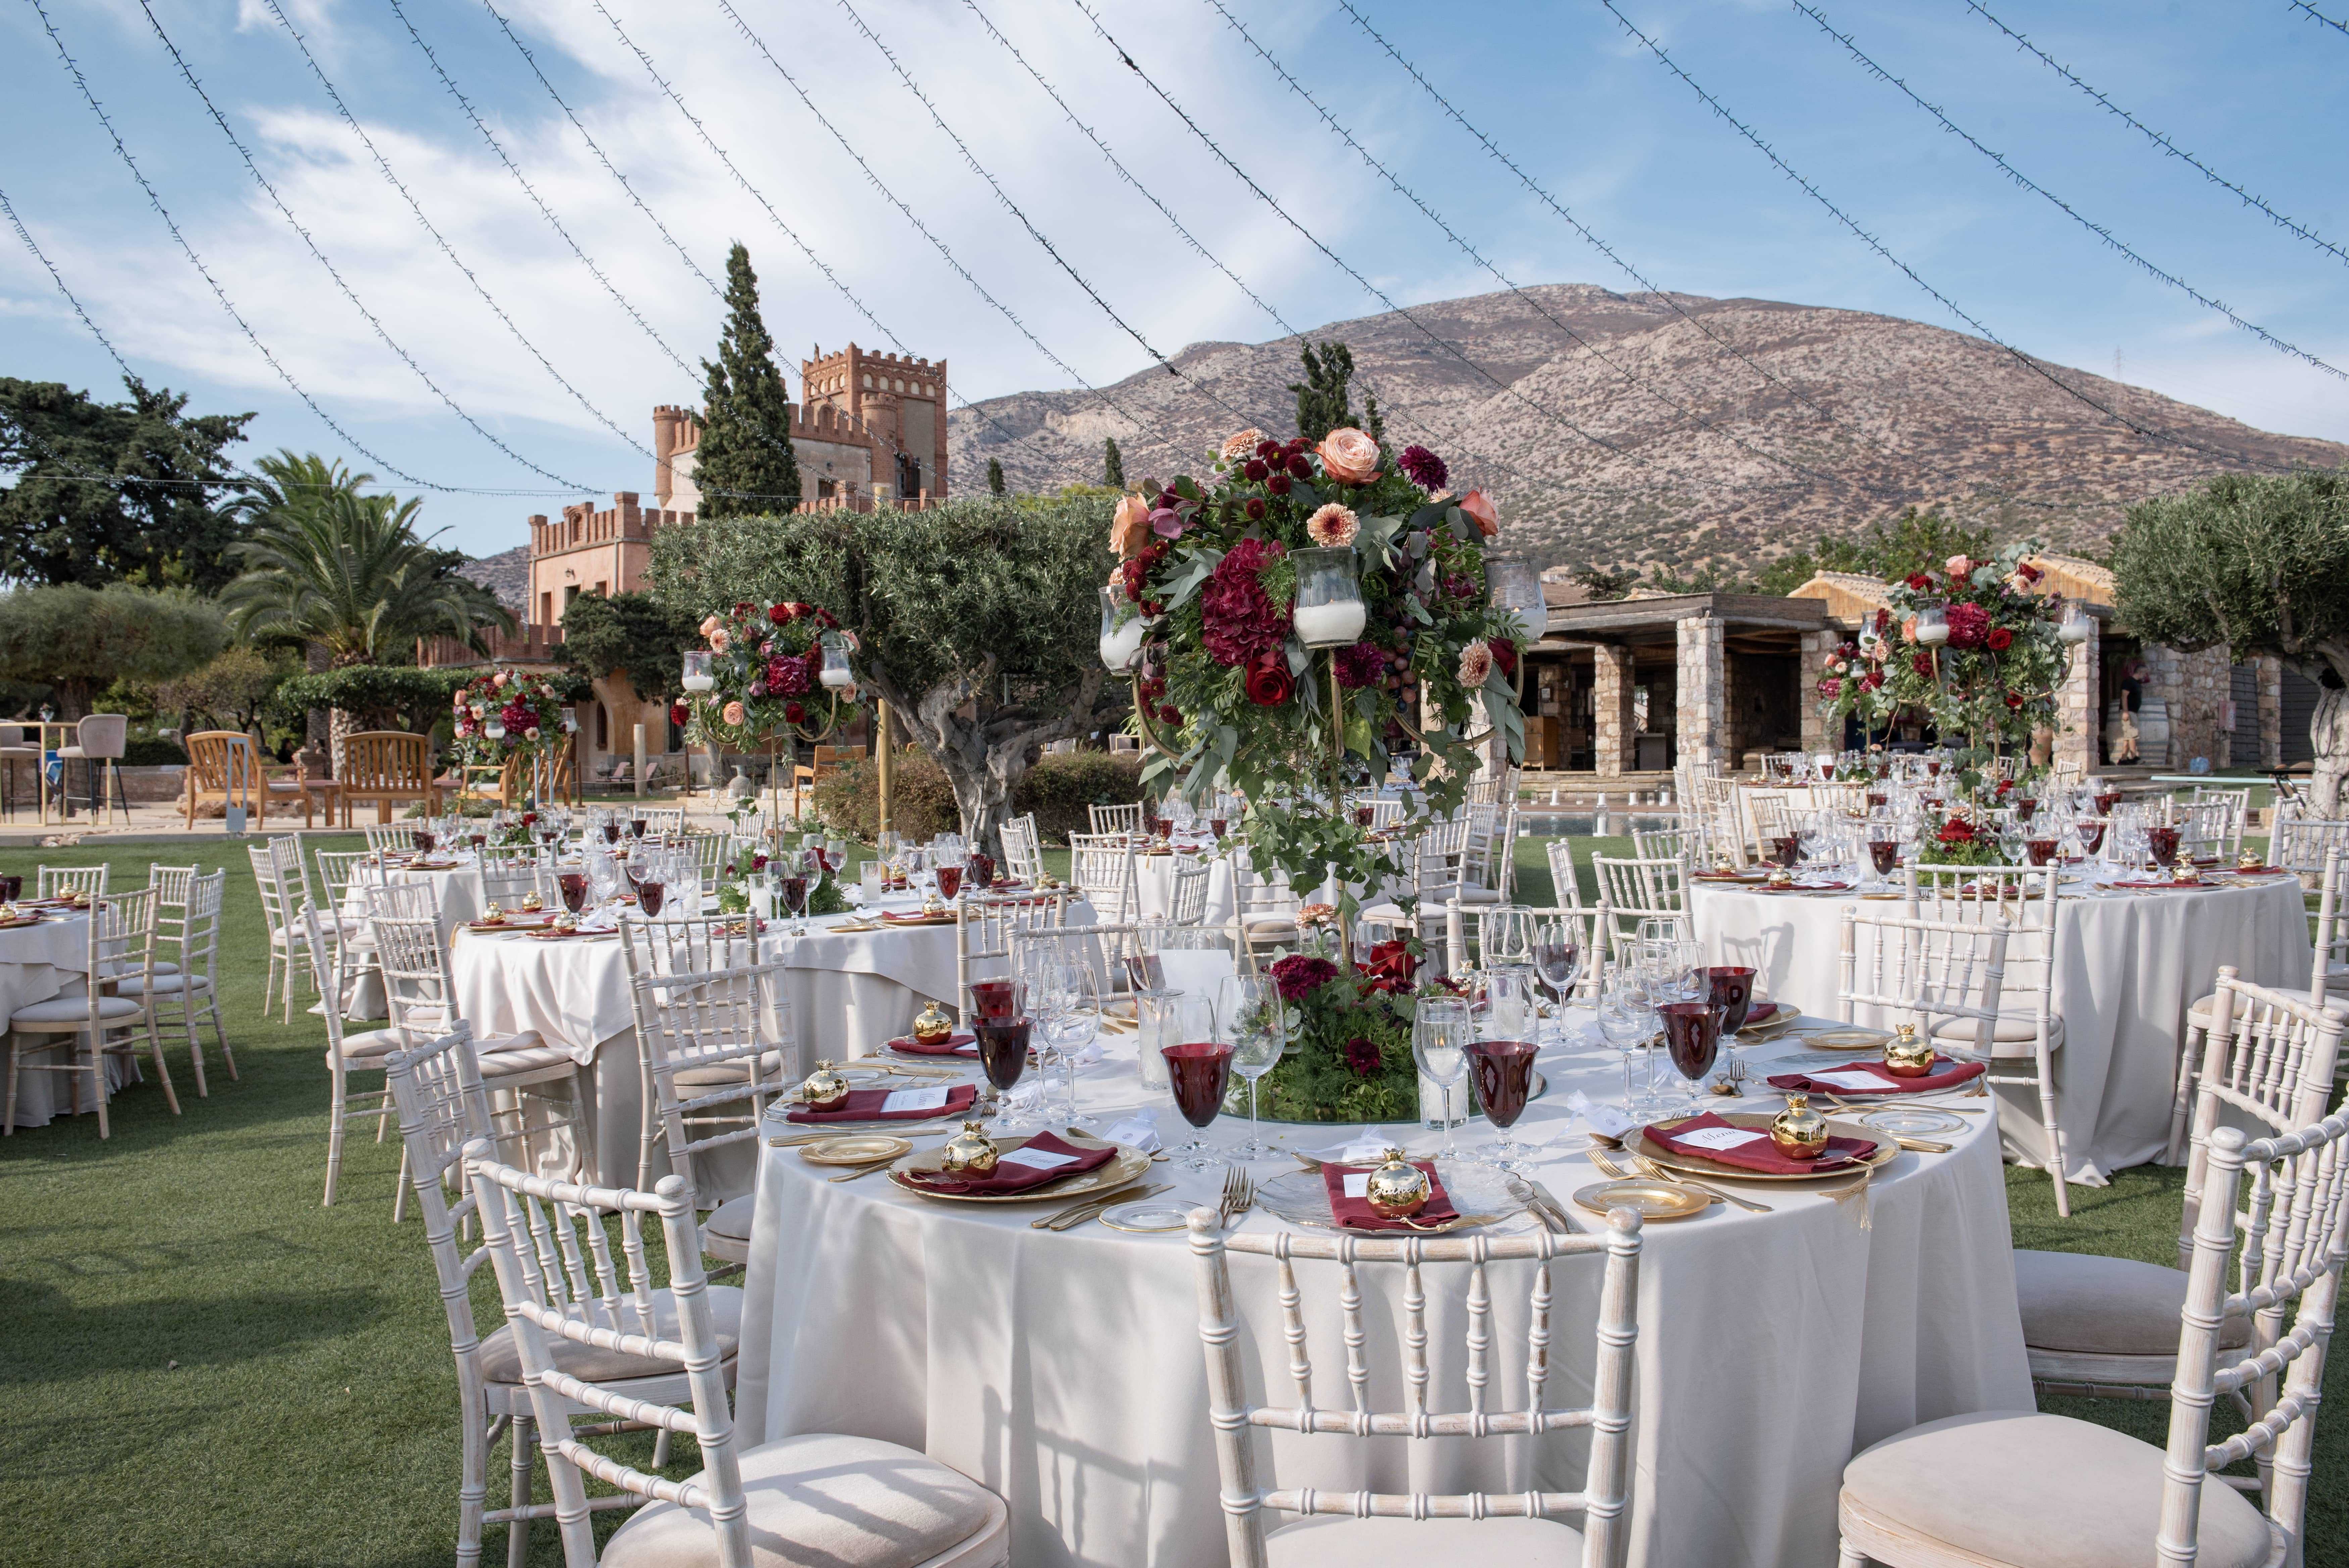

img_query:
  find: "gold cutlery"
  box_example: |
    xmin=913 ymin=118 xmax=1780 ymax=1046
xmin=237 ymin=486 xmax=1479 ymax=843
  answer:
xmin=829 ymin=1157 xmax=902 ymax=1182
xmin=1892 ymin=1136 xmax=1952 ymax=1154
xmin=1216 ymin=1167 xmax=1257 ymax=1228
xmin=1042 ymin=1181 xmax=1172 ymax=1231
xmin=1587 ymin=1146 xmax=1634 ymax=1180
xmin=1631 ymin=1154 xmax=1772 ymax=1214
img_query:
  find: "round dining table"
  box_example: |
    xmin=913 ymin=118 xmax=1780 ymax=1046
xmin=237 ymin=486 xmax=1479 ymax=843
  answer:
xmin=1691 ymin=871 xmax=2314 ymax=1180
xmin=730 ymin=1014 xmax=2030 ymax=1568
xmin=446 ymin=890 xmax=1092 ymax=1190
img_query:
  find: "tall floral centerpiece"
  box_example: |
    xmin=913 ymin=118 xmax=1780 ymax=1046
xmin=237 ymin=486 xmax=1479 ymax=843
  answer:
xmin=1104 ymin=428 xmax=1533 ymax=1120
xmin=453 ymin=668 xmax=572 ymax=795
xmin=676 ymin=599 xmax=863 ymax=753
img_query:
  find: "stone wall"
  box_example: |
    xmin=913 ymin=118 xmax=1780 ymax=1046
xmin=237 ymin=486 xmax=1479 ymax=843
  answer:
xmin=1592 ymin=646 xmax=1635 ymax=776
xmin=1676 ymin=616 xmax=1727 ymax=770
xmin=2055 ymin=617 xmax=2098 ymax=775
xmin=2142 ymin=643 xmax=2233 ymax=769
xmin=1799 ymin=630 xmax=1834 ymax=753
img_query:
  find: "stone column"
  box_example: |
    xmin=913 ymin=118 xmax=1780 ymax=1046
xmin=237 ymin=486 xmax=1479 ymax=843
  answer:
xmin=1592 ymin=645 xmax=1635 ymax=776
xmin=2258 ymin=656 xmax=2284 ymax=770
xmin=2055 ymin=616 xmax=2098 ymax=776
xmin=1799 ymin=630 xmax=1835 ymax=754
xmin=1676 ymin=615 xmax=1727 ymax=771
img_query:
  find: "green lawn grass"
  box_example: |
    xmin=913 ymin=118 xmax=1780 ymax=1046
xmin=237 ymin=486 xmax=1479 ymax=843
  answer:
xmin=0 ymin=834 xmax=2340 ymax=1566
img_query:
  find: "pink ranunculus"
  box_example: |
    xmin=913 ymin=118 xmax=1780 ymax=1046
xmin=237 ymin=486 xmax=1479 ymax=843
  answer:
xmin=1457 ymin=489 xmax=1499 ymax=538
xmin=1316 ymin=426 xmax=1382 ymax=485
xmin=1218 ymin=428 xmax=1265 ymax=465
xmin=1110 ymin=493 xmax=1152 ymax=558
xmin=1304 ymin=503 xmax=1359 ymax=548
xmin=1945 ymin=555 xmax=1973 ymax=578
xmin=709 ymin=628 xmax=731 ymax=653
xmin=721 ymin=701 xmax=746 ymax=727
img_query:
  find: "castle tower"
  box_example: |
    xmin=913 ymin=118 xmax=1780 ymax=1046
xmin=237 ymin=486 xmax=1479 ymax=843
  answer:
xmin=799 ymin=344 xmax=948 ymax=501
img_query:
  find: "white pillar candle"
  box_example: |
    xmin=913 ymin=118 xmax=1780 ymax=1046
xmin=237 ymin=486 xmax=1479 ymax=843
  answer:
xmin=682 ymin=674 xmax=716 ymax=692
xmin=1099 ymin=615 xmax=1148 ymax=672
xmin=1293 ymin=599 xmax=1366 ymax=648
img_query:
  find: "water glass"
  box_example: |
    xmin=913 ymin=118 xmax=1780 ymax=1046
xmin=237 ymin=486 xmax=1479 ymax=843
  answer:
xmin=1412 ymin=997 xmax=1473 ymax=1159
xmin=1597 ymin=971 xmax=1659 ymax=1116
xmin=858 ymin=860 xmax=884 ymax=906
xmin=1216 ymin=974 xmax=1287 ymax=1160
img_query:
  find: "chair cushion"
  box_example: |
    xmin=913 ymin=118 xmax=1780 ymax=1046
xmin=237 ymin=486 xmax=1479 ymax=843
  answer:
xmin=116 ymin=973 xmax=210 ymax=997
xmin=671 ymin=1050 xmax=786 ymax=1090
xmin=1454 ymin=886 xmax=1505 ymax=905
xmin=1932 ymin=1013 xmax=2065 ymax=1057
xmin=478 ymin=1284 xmax=742 ymax=1388
xmin=1264 ymin=1516 xmax=1586 ymax=1566
xmin=11 ymin=994 xmax=142 ymax=1024
xmin=478 ymin=1042 xmax=577 ymax=1076
xmin=706 ymin=1193 xmax=755 ymax=1245
xmin=2014 ymin=1249 xmax=2252 ymax=1357
xmin=1841 ymin=1411 xmax=2273 ymax=1568
xmin=601 ymin=1430 xmax=1007 ymax=1568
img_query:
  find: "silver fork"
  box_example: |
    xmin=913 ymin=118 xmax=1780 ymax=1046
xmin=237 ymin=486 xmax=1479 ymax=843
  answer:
xmin=1217 ymin=1167 xmax=1254 ymax=1228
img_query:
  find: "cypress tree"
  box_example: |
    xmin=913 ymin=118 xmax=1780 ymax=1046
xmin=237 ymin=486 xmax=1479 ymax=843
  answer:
xmin=694 ymin=243 xmax=800 ymax=518
xmin=987 ymin=457 xmax=1006 ymax=496
xmin=1290 ymin=339 xmax=1366 ymax=444
xmin=1102 ymin=437 xmax=1124 ymax=489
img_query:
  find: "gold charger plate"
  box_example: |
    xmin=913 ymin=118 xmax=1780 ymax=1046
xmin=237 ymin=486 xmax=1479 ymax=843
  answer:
xmin=1634 ymin=1112 xmax=1895 ymax=1183
xmin=801 ymin=1134 xmax=913 ymax=1167
xmin=877 ymin=913 xmax=956 ymax=928
xmin=1572 ymin=1178 xmax=1711 ymax=1222
xmin=887 ymin=1134 xmax=1149 ymax=1204
xmin=1798 ymin=1027 xmax=1892 ymax=1052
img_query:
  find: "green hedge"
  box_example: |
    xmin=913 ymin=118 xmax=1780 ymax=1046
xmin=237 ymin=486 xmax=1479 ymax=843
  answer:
xmin=811 ymin=748 xmax=1144 ymax=844
xmin=122 ymin=736 xmax=189 ymax=766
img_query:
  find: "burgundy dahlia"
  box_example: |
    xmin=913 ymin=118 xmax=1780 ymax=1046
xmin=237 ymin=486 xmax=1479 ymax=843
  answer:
xmin=1397 ymin=444 xmax=1447 ymax=490
xmin=1334 ymin=642 xmax=1386 ymax=689
xmin=1341 ymin=1035 xmax=1382 ymax=1077
xmin=1269 ymin=953 xmax=1338 ymax=1001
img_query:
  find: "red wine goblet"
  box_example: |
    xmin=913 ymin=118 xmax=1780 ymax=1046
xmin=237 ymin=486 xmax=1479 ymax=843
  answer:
xmin=1464 ymin=1038 xmax=1539 ymax=1168
xmin=1162 ymin=1040 xmax=1234 ymax=1171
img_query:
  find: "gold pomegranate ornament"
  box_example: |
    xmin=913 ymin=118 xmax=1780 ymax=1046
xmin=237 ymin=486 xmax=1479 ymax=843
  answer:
xmin=939 ymin=1121 xmax=1000 ymax=1175
xmin=910 ymin=1000 xmax=954 ymax=1048
xmin=797 ymin=1059 xmax=851 ymax=1112
xmin=1882 ymin=1021 xmax=1936 ymax=1079
xmin=1364 ymin=1147 xmax=1432 ymax=1218
xmin=1770 ymin=1093 xmax=1830 ymax=1161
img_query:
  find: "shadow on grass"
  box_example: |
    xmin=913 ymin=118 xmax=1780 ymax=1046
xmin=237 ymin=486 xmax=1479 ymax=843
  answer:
xmin=0 ymin=1278 xmax=385 ymax=1382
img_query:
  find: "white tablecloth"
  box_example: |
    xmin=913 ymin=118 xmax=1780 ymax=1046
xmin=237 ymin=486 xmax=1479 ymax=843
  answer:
xmin=1692 ymin=876 xmax=2314 ymax=1180
xmin=732 ymin=1018 xmax=2030 ymax=1567
xmin=446 ymin=894 xmax=1093 ymax=1188
xmin=1133 ymin=848 xmax=1235 ymax=925
xmin=2 ymin=911 xmax=139 ymax=1127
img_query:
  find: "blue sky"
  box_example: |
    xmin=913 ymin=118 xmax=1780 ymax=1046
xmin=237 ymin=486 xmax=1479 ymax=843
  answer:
xmin=4 ymin=0 xmax=2346 ymax=559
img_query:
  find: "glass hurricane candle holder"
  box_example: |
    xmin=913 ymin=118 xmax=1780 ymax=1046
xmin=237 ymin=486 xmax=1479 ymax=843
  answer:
xmin=1484 ymin=552 xmax=1546 ymax=640
xmin=1098 ymin=584 xmax=1148 ymax=672
xmin=1912 ymin=602 xmax=1950 ymax=647
xmin=1290 ymin=547 xmax=1366 ymax=649
xmin=681 ymin=649 xmax=715 ymax=693
xmin=2058 ymin=601 xmax=2093 ymax=645
xmin=818 ymin=635 xmax=856 ymax=689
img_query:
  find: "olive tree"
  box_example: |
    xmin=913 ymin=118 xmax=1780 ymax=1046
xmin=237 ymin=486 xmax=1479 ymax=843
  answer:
xmin=647 ymin=497 xmax=1126 ymax=852
xmin=2111 ymin=468 xmax=2349 ymax=812
xmin=0 ymin=583 xmax=226 ymax=715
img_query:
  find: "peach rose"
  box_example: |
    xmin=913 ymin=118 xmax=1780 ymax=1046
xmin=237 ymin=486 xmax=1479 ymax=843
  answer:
xmin=721 ymin=701 xmax=746 ymax=727
xmin=1304 ymin=503 xmax=1359 ymax=548
xmin=1109 ymin=493 xmax=1152 ymax=559
xmin=1458 ymin=488 xmax=1499 ymax=538
xmin=1218 ymin=428 xmax=1266 ymax=465
xmin=1945 ymin=554 xmax=1973 ymax=578
xmin=699 ymin=614 xmax=723 ymax=639
xmin=1316 ymin=427 xmax=1381 ymax=485
xmin=709 ymin=629 xmax=730 ymax=653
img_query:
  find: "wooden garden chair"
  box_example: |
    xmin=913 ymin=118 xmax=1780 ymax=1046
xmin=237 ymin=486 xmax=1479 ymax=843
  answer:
xmin=338 ymin=731 xmax=439 ymax=825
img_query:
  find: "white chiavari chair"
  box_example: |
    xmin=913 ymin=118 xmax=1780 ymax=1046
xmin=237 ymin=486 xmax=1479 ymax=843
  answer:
xmin=1457 ymin=803 xmax=1520 ymax=907
xmin=1360 ymin=814 xmax=1471 ymax=948
xmin=1168 ymin=856 xmax=1213 ymax=926
xmin=1629 ymin=821 xmax=1695 ymax=866
xmin=247 ymin=839 xmax=312 ymax=1022
xmin=1691 ymin=771 xmax=1744 ymax=864
xmin=955 ymin=889 xmax=1075 ymax=1024
xmin=1836 ymin=907 xmax=2009 ymax=1059
xmin=1446 ymin=904 xmax=1605 ymax=1004
xmin=998 ymin=811 xmax=1046 ymax=883
xmin=1906 ymin=863 xmax=2072 ymax=1217
xmin=2170 ymin=849 xmax=2344 ymax=1161
xmin=1188 ymin=1207 xmax=1644 ymax=1568
xmin=676 ymin=833 xmax=729 ymax=900
xmin=1811 ymin=782 xmax=1866 ymax=817
xmin=3 ymin=887 xmax=172 ymax=1138
xmin=119 ymin=867 xmax=231 ymax=1095
xmin=362 ymin=822 xmax=413 ymax=857
xmin=306 ymin=904 xmax=408 ymax=1206
xmin=617 ymin=916 xmax=792 ymax=1259
xmin=468 ymin=1144 xmax=1008 ymax=1568
xmin=477 ymin=846 xmax=553 ymax=910
xmin=1089 ymin=801 xmax=1144 ymax=836
xmin=1745 ymin=789 xmax=1797 ymax=859
xmin=2175 ymin=799 xmax=2243 ymax=862
xmin=387 ymin=1026 xmax=732 ymax=1568
xmin=1455 ymin=803 xmax=1502 ymax=906
xmin=1069 ymin=832 xmax=1142 ymax=926
xmin=315 ymin=846 xmax=385 ymax=1006
xmin=1589 ymin=854 xmax=1684 ymax=919
xmin=1544 ymin=838 xmax=1586 ymax=908
xmin=1840 ymin=1103 xmax=2349 ymax=1568
xmin=2270 ymin=815 xmax=2349 ymax=880
xmin=1345 ymin=795 xmax=1404 ymax=830
xmin=2019 ymin=971 xmax=2344 ymax=1401
xmin=35 ymin=863 xmax=107 ymax=900
xmin=368 ymin=897 xmax=591 ymax=1217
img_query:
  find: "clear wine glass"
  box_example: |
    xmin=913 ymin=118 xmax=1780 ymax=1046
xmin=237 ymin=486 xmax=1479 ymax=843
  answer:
xmin=1597 ymin=968 xmax=1658 ymax=1117
xmin=1531 ymin=917 xmax=1584 ymax=1045
xmin=1412 ymin=996 xmax=1473 ymax=1161
xmin=1039 ymin=962 xmax=1100 ymax=1127
xmin=1216 ymin=974 xmax=1286 ymax=1160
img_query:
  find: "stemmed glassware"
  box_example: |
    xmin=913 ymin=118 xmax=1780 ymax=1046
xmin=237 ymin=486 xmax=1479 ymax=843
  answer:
xmin=1411 ymin=996 xmax=1473 ymax=1161
xmin=1037 ymin=962 xmax=1100 ymax=1127
xmin=1863 ymin=808 xmax=1902 ymax=893
xmin=1216 ymin=974 xmax=1287 ymax=1160
xmin=1531 ymin=916 xmax=1584 ymax=1045
xmin=1159 ymin=991 xmax=1229 ymax=1171
xmin=1598 ymin=965 xmax=1660 ymax=1117
xmin=1464 ymin=1035 xmax=1540 ymax=1170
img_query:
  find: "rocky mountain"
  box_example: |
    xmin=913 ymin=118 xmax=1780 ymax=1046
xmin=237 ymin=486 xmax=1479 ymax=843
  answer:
xmin=457 ymin=544 xmax=530 ymax=610
xmin=946 ymin=284 xmax=2347 ymax=575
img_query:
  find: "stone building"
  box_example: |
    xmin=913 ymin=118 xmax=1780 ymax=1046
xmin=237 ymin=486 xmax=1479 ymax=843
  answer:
xmin=1517 ymin=556 xmax=2312 ymax=779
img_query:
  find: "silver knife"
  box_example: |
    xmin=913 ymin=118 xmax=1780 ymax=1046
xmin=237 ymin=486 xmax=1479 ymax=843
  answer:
xmin=1526 ymin=1177 xmax=1582 ymax=1233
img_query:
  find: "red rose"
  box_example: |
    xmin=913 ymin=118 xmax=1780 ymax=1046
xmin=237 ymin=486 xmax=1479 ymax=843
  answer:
xmin=733 ymin=602 xmax=754 ymax=619
xmin=1268 ymin=473 xmax=1293 ymax=496
xmin=767 ymin=604 xmax=790 ymax=624
xmin=1860 ymin=670 xmax=1885 ymax=691
xmin=670 ymin=702 xmax=690 ymax=726
xmin=1358 ymin=939 xmax=1417 ymax=994
xmin=1937 ymin=817 xmax=1975 ymax=845
xmin=785 ymin=702 xmax=805 ymax=723
xmin=1245 ymin=660 xmax=1294 ymax=706
xmin=2017 ymin=562 xmax=2043 ymax=584
xmin=751 ymin=854 xmax=768 ymax=871
xmin=1912 ymin=652 xmax=1936 ymax=679
xmin=1985 ymin=626 xmax=2013 ymax=652
xmin=2005 ymin=691 xmax=2025 ymax=710
xmin=1491 ymin=638 xmax=1517 ymax=678
xmin=1906 ymin=573 xmax=1933 ymax=591
xmin=1341 ymin=1036 xmax=1381 ymax=1077
xmin=521 ymin=811 xmax=538 ymax=826
xmin=1995 ymin=778 xmax=2014 ymax=796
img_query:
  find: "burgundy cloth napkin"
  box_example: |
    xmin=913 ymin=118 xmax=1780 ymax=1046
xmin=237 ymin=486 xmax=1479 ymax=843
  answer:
xmin=1766 ymin=1056 xmax=1986 ymax=1095
xmin=786 ymin=1083 xmax=978 ymax=1124
xmin=888 ymin=1031 xmax=978 ymax=1057
xmin=1320 ymin=1160 xmax=1460 ymax=1231
xmin=1739 ymin=1001 xmax=1787 ymax=1029
xmin=899 ymin=1130 xmax=1117 ymax=1196
xmin=1645 ymin=1111 xmax=1877 ymax=1175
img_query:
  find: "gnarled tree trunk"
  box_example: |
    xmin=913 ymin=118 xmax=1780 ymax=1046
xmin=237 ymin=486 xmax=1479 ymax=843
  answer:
xmin=890 ymin=661 xmax=1117 ymax=859
xmin=2310 ymin=682 xmax=2348 ymax=817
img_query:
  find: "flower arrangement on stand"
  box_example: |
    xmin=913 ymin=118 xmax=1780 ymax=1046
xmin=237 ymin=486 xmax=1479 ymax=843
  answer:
xmin=453 ymin=668 xmax=573 ymax=801
xmin=677 ymin=599 xmax=864 ymax=753
xmin=1245 ymin=932 xmax=1474 ymax=1123
xmin=1816 ymin=540 xmax=2081 ymax=801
